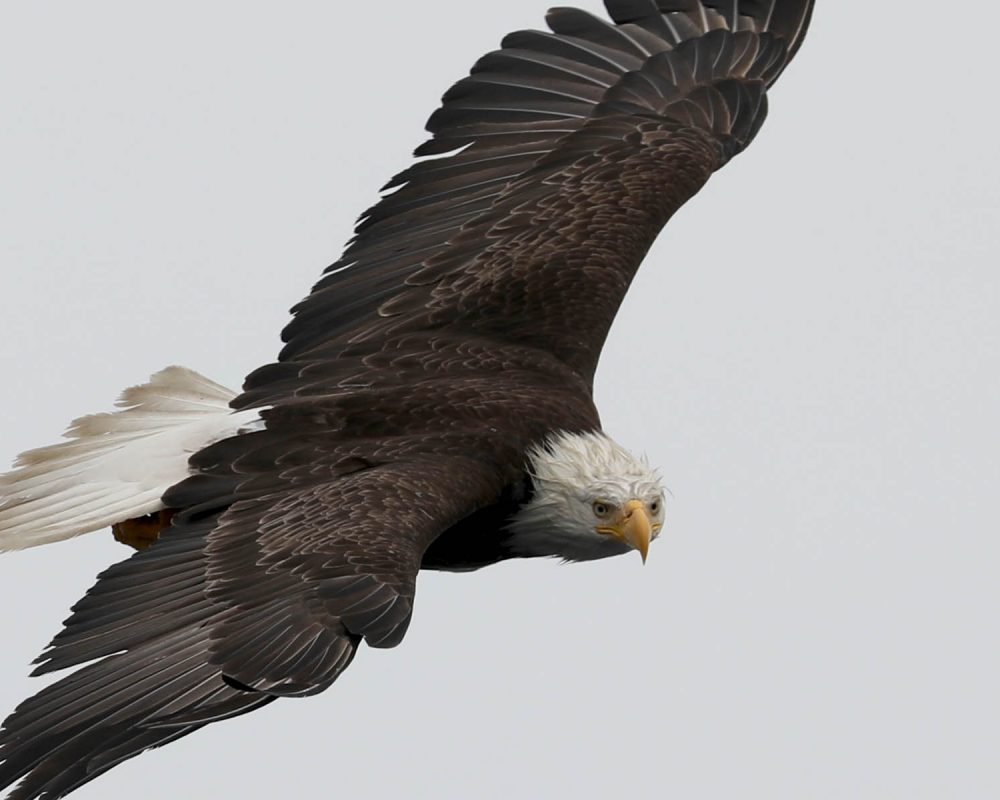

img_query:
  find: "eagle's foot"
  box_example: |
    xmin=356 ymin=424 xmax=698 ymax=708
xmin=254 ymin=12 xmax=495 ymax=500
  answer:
xmin=112 ymin=509 xmax=174 ymax=550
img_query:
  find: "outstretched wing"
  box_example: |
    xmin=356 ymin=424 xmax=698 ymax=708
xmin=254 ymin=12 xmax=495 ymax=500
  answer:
xmin=0 ymin=444 xmax=510 ymax=800
xmin=238 ymin=0 xmax=815 ymax=408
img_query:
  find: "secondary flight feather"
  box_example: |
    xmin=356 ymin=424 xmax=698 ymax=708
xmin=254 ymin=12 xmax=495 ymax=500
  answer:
xmin=0 ymin=2 xmax=815 ymax=797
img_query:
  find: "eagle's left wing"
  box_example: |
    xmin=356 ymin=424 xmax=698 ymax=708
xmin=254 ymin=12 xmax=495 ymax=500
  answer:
xmin=0 ymin=445 xmax=508 ymax=800
xmin=235 ymin=0 xmax=815 ymax=407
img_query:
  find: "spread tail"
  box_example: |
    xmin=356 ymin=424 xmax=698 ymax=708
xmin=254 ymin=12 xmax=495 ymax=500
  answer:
xmin=0 ymin=367 xmax=259 ymax=551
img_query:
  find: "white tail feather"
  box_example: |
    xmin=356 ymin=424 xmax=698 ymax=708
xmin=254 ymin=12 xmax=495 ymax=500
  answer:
xmin=0 ymin=366 xmax=261 ymax=551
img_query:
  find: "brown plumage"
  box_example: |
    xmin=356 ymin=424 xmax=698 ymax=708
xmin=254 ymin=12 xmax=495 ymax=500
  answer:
xmin=0 ymin=2 xmax=815 ymax=797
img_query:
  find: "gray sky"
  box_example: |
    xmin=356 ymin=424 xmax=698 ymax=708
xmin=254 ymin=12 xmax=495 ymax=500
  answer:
xmin=1 ymin=2 xmax=997 ymax=798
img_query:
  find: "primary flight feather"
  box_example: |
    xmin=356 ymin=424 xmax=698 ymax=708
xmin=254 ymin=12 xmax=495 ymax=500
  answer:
xmin=0 ymin=1 xmax=815 ymax=797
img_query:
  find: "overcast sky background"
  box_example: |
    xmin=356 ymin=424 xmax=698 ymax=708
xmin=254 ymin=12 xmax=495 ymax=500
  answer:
xmin=1 ymin=2 xmax=997 ymax=798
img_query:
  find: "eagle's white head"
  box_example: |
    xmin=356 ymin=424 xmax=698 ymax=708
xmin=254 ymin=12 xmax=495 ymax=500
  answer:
xmin=507 ymin=430 xmax=666 ymax=563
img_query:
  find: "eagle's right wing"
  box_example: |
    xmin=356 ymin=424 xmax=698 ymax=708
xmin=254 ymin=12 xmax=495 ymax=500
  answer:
xmin=0 ymin=442 xmax=510 ymax=800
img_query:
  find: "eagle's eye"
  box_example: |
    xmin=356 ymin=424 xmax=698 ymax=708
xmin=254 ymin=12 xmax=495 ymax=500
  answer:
xmin=650 ymin=499 xmax=660 ymax=514
xmin=592 ymin=501 xmax=611 ymax=518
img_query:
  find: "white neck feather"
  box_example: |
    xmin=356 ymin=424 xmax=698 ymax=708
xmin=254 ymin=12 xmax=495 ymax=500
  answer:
xmin=506 ymin=430 xmax=664 ymax=562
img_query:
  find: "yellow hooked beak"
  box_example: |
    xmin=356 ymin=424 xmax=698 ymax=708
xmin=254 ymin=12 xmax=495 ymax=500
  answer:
xmin=596 ymin=499 xmax=655 ymax=563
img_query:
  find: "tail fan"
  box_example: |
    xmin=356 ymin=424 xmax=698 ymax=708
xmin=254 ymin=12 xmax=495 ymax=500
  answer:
xmin=0 ymin=367 xmax=260 ymax=551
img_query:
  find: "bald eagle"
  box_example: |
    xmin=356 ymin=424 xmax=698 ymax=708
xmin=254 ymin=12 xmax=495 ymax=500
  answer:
xmin=0 ymin=1 xmax=814 ymax=797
